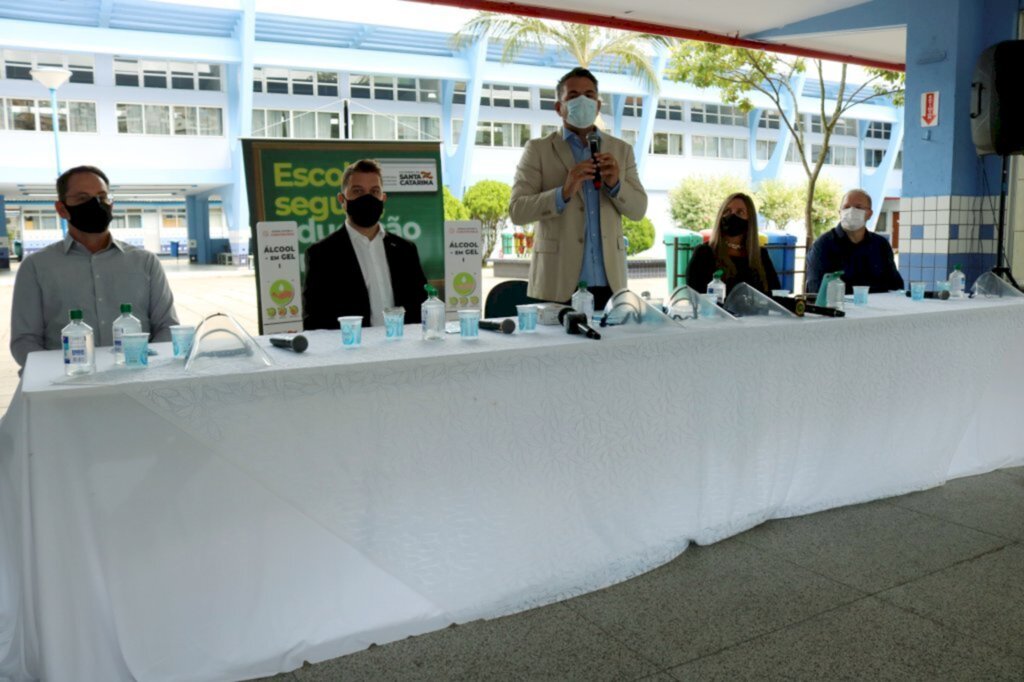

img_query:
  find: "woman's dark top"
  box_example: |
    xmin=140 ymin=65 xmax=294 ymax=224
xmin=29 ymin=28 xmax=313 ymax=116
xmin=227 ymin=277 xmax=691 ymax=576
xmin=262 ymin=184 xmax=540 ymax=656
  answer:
xmin=685 ymin=243 xmax=782 ymax=295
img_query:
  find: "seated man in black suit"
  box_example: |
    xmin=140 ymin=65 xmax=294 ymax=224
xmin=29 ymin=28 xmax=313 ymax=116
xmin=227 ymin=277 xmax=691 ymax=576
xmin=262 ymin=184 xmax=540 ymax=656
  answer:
xmin=302 ymin=158 xmax=428 ymax=329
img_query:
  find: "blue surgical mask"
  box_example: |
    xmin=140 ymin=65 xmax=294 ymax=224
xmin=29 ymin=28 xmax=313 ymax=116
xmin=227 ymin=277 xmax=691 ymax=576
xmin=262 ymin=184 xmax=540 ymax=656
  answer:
xmin=565 ymin=95 xmax=598 ymax=129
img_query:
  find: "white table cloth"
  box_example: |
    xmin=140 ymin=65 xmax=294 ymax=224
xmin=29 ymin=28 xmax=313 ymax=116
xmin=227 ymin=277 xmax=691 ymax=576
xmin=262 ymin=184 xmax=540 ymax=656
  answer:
xmin=2 ymin=293 xmax=1023 ymax=682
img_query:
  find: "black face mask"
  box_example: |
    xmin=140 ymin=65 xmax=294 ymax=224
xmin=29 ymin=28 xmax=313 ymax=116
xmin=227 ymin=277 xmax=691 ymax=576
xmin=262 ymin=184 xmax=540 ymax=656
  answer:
xmin=721 ymin=213 xmax=748 ymax=238
xmin=345 ymin=194 xmax=384 ymax=229
xmin=64 ymin=197 xmax=113 ymax=234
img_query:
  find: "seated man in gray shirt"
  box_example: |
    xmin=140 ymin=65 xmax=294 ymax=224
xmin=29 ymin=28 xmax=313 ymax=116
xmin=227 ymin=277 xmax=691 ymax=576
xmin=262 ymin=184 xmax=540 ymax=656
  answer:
xmin=10 ymin=165 xmax=179 ymax=368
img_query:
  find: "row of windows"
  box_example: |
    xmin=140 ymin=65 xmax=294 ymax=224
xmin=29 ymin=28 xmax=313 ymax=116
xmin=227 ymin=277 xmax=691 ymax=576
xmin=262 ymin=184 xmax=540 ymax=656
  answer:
xmin=114 ymin=59 xmax=222 ymax=91
xmin=0 ymin=98 xmax=96 ymax=132
xmin=353 ymin=75 xmax=440 ymax=102
xmin=116 ymin=104 xmax=223 ymax=136
xmin=253 ymin=68 xmax=339 ymax=97
xmin=1 ymin=49 xmax=94 ymax=84
xmin=18 ymin=207 xmax=192 ymax=231
xmin=251 ymin=109 xmax=341 ymax=139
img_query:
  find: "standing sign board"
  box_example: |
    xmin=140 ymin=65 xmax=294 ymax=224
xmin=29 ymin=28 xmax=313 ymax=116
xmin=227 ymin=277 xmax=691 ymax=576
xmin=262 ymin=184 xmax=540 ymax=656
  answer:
xmin=444 ymin=221 xmax=483 ymax=313
xmin=255 ymin=221 xmax=303 ymax=334
xmin=242 ymin=140 xmax=446 ymax=333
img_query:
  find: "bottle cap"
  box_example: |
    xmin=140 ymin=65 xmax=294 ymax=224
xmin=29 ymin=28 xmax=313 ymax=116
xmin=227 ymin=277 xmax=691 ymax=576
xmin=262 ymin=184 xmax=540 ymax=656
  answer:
xmin=120 ymin=303 xmax=132 ymax=314
xmin=955 ymin=264 xmax=962 ymax=271
xmin=424 ymin=284 xmax=437 ymax=297
xmin=578 ymin=280 xmax=588 ymax=289
xmin=69 ymin=309 xmax=83 ymax=320
xmin=713 ymin=269 xmax=724 ymax=279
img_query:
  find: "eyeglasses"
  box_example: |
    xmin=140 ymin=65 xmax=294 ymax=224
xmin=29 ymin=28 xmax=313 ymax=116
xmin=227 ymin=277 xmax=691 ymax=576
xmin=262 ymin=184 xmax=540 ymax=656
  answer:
xmin=65 ymin=193 xmax=113 ymax=206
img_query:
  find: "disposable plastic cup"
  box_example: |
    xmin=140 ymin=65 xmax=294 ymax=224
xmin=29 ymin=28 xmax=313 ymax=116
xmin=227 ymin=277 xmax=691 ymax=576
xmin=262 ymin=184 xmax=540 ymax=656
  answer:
xmin=910 ymin=281 xmax=926 ymax=301
xmin=516 ymin=304 xmax=538 ymax=333
xmin=698 ymin=293 xmax=718 ymax=319
xmin=170 ymin=324 xmax=196 ymax=358
xmin=338 ymin=316 xmax=364 ymax=347
xmin=122 ymin=333 xmax=149 ymax=368
xmin=458 ymin=309 xmax=480 ymax=339
xmin=853 ymin=286 xmax=870 ymax=305
xmin=772 ymin=289 xmax=790 ymax=297
xmin=383 ymin=307 xmax=405 ymax=340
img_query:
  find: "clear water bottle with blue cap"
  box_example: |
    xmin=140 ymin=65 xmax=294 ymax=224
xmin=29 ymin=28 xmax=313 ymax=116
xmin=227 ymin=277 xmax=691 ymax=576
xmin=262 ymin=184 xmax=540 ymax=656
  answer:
xmin=421 ymin=284 xmax=445 ymax=340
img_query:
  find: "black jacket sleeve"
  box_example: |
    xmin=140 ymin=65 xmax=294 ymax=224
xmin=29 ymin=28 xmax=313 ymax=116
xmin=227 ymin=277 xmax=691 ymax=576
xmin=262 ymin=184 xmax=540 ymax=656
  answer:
xmin=761 ymin=250 xmax=782 ymax=292
xmin=881 ymin=241 xmax=904 ymax=291
xmin=804 ymin=235 xmax=830 ymax=293
xmin=685 ymin=244 xmax=718 ymax=294
xmin=302 ymin=242 xmax=335 ymax=331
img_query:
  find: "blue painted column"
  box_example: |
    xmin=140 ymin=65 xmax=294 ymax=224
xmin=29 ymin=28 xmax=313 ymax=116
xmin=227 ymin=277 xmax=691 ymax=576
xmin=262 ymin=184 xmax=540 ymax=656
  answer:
xmin=445 ymin=37 xmax=486 ymax=198
xmin=186 ymin=194 xmax=213 ymax=264
xmin=748 ymin=72 xmax=806 ymax=188
xmin=222 ymin=0 xmax=254 ymax=259
xmin=0 ymin=195 xmax=10 ymax=270
xmin=900 ymin=0 xmax=1019 ymax=288
xmin=634 ymin=47 xmax=667 ymax=177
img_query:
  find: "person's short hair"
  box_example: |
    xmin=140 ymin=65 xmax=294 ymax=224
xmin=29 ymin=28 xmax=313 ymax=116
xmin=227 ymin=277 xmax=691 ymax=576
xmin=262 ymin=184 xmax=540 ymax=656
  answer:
xmin=56 ymin=166 xmax=110 ymax=204
xmin=341 ymin=159 xmax=383 ymax=193
xmin=840 ymin=188 xmax=872 ymax=210
xmin=556 ymin=67 xmax=599 ymax=99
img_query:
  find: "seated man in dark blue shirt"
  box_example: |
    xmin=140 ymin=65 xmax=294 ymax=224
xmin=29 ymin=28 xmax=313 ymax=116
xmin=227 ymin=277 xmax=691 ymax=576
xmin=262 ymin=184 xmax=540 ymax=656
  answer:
xmin=805 ymin=188 xmax=904 ymax=294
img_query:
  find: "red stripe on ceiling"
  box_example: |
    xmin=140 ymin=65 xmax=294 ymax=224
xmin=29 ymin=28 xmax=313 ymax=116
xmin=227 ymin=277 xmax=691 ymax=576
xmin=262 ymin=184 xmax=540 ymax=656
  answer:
xmin=409 ymin=0 xmax=906 ymax=72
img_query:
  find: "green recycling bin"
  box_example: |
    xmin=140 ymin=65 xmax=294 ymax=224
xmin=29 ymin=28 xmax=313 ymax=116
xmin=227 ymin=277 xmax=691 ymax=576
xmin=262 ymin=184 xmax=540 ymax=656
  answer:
xmin=12 ymin=239 xmax=22 ymax=261
xmin=663 ymin=228 xmax=703 ymax=294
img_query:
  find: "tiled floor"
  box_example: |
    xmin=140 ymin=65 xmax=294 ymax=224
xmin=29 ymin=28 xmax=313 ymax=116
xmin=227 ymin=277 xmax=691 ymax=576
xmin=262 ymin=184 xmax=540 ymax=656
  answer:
xmin=252 ymin=467 xmax=1024 ymax=681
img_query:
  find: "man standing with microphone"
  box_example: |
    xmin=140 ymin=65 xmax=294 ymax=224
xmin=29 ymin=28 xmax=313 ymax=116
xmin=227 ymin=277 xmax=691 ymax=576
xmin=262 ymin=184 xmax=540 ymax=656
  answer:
xmin=510 ymin=67 xmax=648 ymax=310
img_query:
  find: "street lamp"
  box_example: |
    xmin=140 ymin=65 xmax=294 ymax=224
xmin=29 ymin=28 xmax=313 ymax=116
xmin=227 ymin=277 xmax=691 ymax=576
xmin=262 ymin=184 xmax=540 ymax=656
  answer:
xmin=31 ymin=67 xmax=72 ymax=235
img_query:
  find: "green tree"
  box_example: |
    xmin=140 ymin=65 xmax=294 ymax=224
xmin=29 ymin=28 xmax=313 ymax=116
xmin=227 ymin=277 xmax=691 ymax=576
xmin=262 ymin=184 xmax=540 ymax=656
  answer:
xmin=454 ymin=13 xmax=670 ymax=92
xmin=667 ymin=42 xmax=903 ymax=246
xmin=668 ymin=175 xmax=749 ymax=232
xmin=462 ymin=180 xmax=511 ymax=264
xmin=810 ymin=177 xmax=843 ymax=238
xmin=443 ymin=185 xmax=470 ymax=221
xmin=622 ymin=216 xmax=655 ymax=256
xmin=755 ymin=179 xmax=804 ymax=230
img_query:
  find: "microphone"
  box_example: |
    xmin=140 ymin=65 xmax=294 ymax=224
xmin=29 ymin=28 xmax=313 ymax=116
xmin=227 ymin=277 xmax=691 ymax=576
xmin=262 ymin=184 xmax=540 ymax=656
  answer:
xmin=800 ymin=301 xmax=846 ymax=317
xmin=771 ymin=296 xmax=806 ymax=317
xmin=587 ymin=131 xmax=601 ymax=190
xmin=559 ymin=308 xmax=601 ymax=340
xmin=479 ymin=319 xmax=516 ymax=334
xmin=906 ymin=290 xmax=951 ymax=300
xmin=269 ymin=334 xmax=308 ymax=352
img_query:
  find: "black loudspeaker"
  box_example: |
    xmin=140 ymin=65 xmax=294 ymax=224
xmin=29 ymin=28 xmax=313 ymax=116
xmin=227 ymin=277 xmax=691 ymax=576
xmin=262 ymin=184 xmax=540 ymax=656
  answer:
xmin=971 ymin=40 xmax=1024 ymax=156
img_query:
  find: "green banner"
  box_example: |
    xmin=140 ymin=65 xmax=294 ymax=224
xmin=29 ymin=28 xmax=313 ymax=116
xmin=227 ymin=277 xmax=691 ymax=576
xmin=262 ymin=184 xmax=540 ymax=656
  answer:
xmin=243 ymin=140 xmax=445 ymax=331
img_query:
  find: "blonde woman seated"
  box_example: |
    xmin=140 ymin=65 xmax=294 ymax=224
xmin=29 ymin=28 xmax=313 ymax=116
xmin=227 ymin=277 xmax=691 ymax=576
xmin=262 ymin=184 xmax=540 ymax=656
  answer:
xmin=685 ymin=192 xmax=781 ymax=296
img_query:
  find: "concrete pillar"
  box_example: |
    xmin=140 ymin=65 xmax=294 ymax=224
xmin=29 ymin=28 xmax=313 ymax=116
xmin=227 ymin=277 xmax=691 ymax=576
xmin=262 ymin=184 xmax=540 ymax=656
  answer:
xmin=0 ymin=195 xmax=9 ymax=270
xmin=186 ymin=194 xmax=213 ymax=264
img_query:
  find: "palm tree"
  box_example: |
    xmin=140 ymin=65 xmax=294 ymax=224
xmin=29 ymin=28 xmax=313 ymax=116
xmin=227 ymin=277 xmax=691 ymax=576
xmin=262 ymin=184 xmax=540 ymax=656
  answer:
xmin=454 ymin=13 xmax=670 ymax=92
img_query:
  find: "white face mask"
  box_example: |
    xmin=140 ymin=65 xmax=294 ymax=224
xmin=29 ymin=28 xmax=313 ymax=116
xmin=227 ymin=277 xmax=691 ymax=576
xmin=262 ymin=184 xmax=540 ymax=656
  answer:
xmin=840 ymin=207 xmax=867 ymax=231
xmin=564 ymin=95 xmax=598 ymax=129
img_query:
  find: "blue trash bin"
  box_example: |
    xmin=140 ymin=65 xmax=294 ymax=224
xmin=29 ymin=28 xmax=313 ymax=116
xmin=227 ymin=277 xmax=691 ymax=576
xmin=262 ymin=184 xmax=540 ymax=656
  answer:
xmin=169 ymin=240 xmax=180 ymax=259
xmin=764 ymin=232 xmax=797 ymax=292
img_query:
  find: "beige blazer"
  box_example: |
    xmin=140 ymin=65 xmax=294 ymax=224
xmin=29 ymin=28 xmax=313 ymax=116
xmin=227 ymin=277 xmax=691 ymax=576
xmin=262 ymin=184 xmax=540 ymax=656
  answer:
xmin=509 ymin=130 xmax=648 ymax=302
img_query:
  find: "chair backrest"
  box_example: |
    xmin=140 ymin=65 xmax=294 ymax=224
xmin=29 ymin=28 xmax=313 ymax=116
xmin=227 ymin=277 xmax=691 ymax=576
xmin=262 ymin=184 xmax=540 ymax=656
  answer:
xmin=484 ymin=280 xmax=534 ymax=318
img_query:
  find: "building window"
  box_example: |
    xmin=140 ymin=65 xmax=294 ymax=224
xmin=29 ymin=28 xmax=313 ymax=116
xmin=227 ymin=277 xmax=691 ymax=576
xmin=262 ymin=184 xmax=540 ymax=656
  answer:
xmin=350 ymin=112 xmax=441 ymax=141
xmin=756 ymin=139 xmax=775 ymax=161
xmin=758 ymin=111 xmax=781 ymax=129
xmin=811 ymin=144 xmax=858 ymax=166
xmin=1 ymin=50 xmax=94 ymax=84
xmin=809 ymin=115 xmax=857 ymax=136
xmin=111 ymin=208 xmax=145 ymax=230
xmin=651 ymin=132 xmax=684 ymax=155
xmin=866 ymin=121 xmax=892 ymax=139
xmin=622 ymin=96 xmax=643 ymax=117
xmin=540 ymin=124 xmax=560 ymax=137
xmin=474 ymin=121 xmax=530 ymax=147
xmin=20 ymin=210 xmax=60 ymax=231
xmin=252 ymin=109 xmax=340 ymax=139
xmin=161 ymin=208 xmax=187 ymax=229
xmin=117 ymin=103 xmax=223 ymax=136
xmin=691 ymin=103 xmax=745 ymax=126
xmin=480 ymin=83 xmax=530 ymax=109
xmin=656 ymin=100 xmax=684 ymax=121
xmin=350 ymin=74 xmax=440 ymax=102
xmin=0 ymin=98 xmax=96 ymax=132
xmin=539 ymin=88 xmax=557 ymax=111
xmin=864 ymin=149 xmax=885 ymax=168
xmin=620 ymin=129 xmax=638 ymax=147
xmin=692 ymin=135 xmax=748 ymax=159
xmin=116 ymin=58 xmax=221 ymax=91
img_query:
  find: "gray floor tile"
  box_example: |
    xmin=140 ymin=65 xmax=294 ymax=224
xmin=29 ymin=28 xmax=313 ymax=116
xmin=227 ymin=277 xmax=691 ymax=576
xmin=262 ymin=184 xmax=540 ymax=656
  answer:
xmin=247 ymin=674 xmax=297 ymax=682
xmin=295 ymin=603 xmax=658 ymax=682
xmin=998 ymin=466 xmax=1024 ymax=480
xmin=887 ymin=471 xmax=1024 ymax=540
xmin=669 ymin=597 xmax=1024 ymax=681
xmin=563 ymin=537 xmax=861 ymax=669
xmin=735 ymin=499 xmax=1009 ymax=593
xmin=877 ymin=543 xmax=1024 ymax=659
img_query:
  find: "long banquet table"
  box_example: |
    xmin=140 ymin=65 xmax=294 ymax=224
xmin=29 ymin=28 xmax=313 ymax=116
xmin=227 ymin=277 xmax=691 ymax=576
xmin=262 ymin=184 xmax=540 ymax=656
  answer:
xmin=2 ymin=293 xmax=1024 ymax=681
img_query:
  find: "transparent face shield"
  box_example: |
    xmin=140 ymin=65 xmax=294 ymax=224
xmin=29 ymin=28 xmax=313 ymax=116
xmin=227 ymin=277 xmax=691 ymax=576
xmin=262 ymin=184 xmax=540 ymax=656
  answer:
xmin=971 ymin=271 xmax=1024 ymax=298
xmin=666 ymin=284 xmax=738 ymax=322
xmin=723 ymin=283 xmax=800 ymax=318
xmin=185 ymin=312 xmax=274 ymax=373
xmin=599 ymin=289 xmax=675 ymax=327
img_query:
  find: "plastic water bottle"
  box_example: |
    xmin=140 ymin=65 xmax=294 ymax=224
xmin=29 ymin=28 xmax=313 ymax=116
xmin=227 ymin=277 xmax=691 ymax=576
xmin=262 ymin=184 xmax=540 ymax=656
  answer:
xmin=707 ymin=269 xmax=727 ymax=304
xmin=421 ymin=284 xmax=445 ymax=340
xmin=62 ymin=309 xmax=95 ymax=376
xmin=571 ymin=280 xmax=595 ymax=322
xmin=949 ymin=264 xmax=966 ymax=299
xmin=112 ymin=303 xmax=142 ymax=365
xmin=826 ymin=273 xmax=846 ymax=311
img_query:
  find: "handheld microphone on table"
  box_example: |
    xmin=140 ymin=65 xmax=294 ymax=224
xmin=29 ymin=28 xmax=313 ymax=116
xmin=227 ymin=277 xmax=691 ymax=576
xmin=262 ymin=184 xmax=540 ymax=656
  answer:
xmin=800 ymin=300 xmax=846 ymax=317
xmin=587 ymin=131 xmax=601 ymax=190
xmin=771 ymin=296 xmax=806 ymax=317
xmin=906 ymin=289 xmax=951 ymax=300
xmin=479 ymin=319 xmax=516 ymax=334
xmin=558 ymin=307 xmax=601 ymax=340
xmin=269 ymin=334 xmax=308 ymax=353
